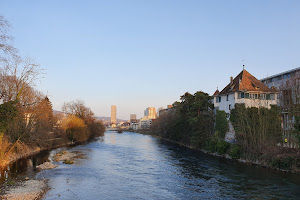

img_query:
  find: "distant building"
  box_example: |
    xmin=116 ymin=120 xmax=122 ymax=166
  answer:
xmin=130 ymin=114 xmax=137 ymax=122
xmin=111 ymin=105 xmax=117 ymax=124
xmin=130 ymin=120 xmax=140 ymax=131
xmin=140 ymin=116 xmax=153 ymax=129
xmin=261 ymin=67 xmax=300 ymax=91
xmin=261 ymin=67 xmax=300 ymax=106
xmin=144 ymin=107 xmax=157 ymax=119
xmin=214 ymin=69 xmax=278 ymax=117
xmin=159 ymin=105 xmax=174 ymax=116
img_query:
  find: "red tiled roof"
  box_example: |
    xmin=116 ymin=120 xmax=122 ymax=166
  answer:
xmin=213 ymin=89 xmax=220 ymax=96
xmin=219 ymin=69 xmax=275 ymax=95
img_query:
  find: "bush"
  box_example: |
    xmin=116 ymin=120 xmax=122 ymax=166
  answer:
xmin=205 ymin=137 xmax=230 ymax=155
xmin=66 ymin=126 xmax=90 ymax=143
xmin=215 ymin=110 xmax=228 ymax=139
xmin=271 ymin=157 xmax=295 ymax=170
xmin=229 ymin=144 xmax=241 ymax=159
xmin=88 ymin=121 xmax=105 ymax=138
xmin=205 ymin=138 xmax=218 ymax=153
xmin=216 ymin=140 xmax=230 ymax=155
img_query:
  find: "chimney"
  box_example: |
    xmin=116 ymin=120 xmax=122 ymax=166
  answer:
xmin=230 ymin=76 xmax=233 ymax=83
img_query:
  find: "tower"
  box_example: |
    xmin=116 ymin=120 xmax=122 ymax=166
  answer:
xmin=111 ymin=105 xmax=117 ymax=124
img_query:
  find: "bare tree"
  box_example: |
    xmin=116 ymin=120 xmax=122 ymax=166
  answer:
xmin=0 ymin=15 xmax=17 ymax=62
xmin=0 ymin=55 xmax=42 ymax=104
xmin=62 ymin=100 xmax=95 ymax=124
xmin=279 ymin=72 xmax=300 ymax=147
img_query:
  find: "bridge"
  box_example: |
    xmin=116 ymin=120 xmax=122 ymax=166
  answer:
xmin=106 ymin=127 xmax=129 ymax=131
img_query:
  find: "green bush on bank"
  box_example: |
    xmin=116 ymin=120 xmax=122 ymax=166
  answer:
xmin=271 ymin=157 xmax=295 ymax=170
xmin=229 ymin=144 xmax=241 ymax=159
xmin=215 ymin=110 xmax=228 ymax=139
xmin=205 ymin=137 xmax=230 ymax=155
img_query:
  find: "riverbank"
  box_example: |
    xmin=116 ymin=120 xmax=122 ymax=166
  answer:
xmin=0 ymin=149 xmax=78 ymax=200
xmin=1 ymin=179 xmax=48 ymax=200
xmin=144 ymin=131 xmax=300 ymax=174
xmin=0 ymin=140 xmax=72 ymax=169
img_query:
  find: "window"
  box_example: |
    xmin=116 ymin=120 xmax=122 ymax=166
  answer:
xmin=238 ymin=92 xmax=245 ymax=99
xmin=226 ymin=95 xmax=229 ymax=101
xmin=245 ymin=93 xmax=249 ymax=98
xmin=266 ymin=94 xmax=271 ymax=100
xmin=270 ymin=94 xmax=275 ymax=100
xmin=229 ymin=104 xmax=231 ymax=110
xmin=219 ymin=96 xmax=221 ymax=102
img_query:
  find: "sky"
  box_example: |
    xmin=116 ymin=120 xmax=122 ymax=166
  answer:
xmin=1 ymin=0 xmax=300 ymax=120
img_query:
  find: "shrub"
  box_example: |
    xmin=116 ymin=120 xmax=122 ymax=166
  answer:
xmin=66 ymin=126 xmax=90 ymax=143
xmin=205 ymin=138 xmax=218 ymax=153
xmin=0 ymin=133 xmax=11 ymax=163
xmin=215 ymin=110 xmax=228 ymax=139
xmin=229 ymin=144 xmax=241 ymax=159
xmin=271 ymin=157 xmax=295 ymax=170
xmin=216 ymin=140 xmax=230 ymax=155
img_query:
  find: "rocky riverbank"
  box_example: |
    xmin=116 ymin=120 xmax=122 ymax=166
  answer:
xmin=1 ymin=179 xmax=48 ymax=200
xmin=0 ymin=150 xmax=78 ymax=200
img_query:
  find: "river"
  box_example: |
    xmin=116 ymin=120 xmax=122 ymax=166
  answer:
xmin=2 ymin=131 xmax=300 ymax=199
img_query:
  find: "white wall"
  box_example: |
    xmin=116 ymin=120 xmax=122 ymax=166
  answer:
xmin=218 ymin=92 xmax=277 ymax=114
xmin=218 ymin=93 xmax=236 ymax=114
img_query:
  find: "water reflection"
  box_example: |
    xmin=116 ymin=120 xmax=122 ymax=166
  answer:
xmin=0 ymin=151 xmax=50 ymax=183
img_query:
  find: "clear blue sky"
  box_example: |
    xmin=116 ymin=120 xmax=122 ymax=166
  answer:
xmin=1 ymin=0 xmax=300 ymax=119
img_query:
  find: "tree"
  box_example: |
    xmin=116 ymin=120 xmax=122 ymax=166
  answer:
xmin=62 ymin=100 xmax=94 ymax=124
xmin=61 ymin=100 xmax=105 ymax=141
xmin=230 ymin=104 xmax=282 ymax=156
xmin=0 ymin=15 xmax=17 ymax=62
xmin=152 ymin=91 xmax=214 ymax=149
xmin=60 ymin=115 xmax=89 ymax=142
xmin=215 ymin=110 xmax=228 ymax=139
xmin=0 ymin=55 xmax=42 ymax=104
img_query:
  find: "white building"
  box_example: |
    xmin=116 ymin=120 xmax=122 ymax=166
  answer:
xmin=130 ymin=121 xmax=140 ymax=131
xmin=140 ymin=116 xmax=153 ymax=129
xmin=214 ymin=69 xmax=278 ymax=116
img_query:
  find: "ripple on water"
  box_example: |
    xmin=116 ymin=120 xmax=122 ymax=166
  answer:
xmin=16 ymin=131 xmax=300 ymax=200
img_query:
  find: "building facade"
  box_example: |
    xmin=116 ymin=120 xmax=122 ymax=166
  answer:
xmin=111 ymin=105 xmax=117 ymax=124
xmin=130 ymin=114 xmax=137 ymax=122
xmin=261 ymin=67 xmax=300 ymax=148
xmin=140 ymin=116 xmax=153 ymax=129
xmin=144 ymin=107 xmax=157 ymax=119
xmin=261 ymin=67 xmax=300 ymax=91
xmin=214 ymin=69 xmax=278 ymax=116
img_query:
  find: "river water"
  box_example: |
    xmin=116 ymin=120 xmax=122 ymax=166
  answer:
xmin=2 ymin=131 xmax=300 ymax=199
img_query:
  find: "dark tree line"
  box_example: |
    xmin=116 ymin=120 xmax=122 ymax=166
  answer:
xmin=152 ymin=91 xmax=214 ymax=149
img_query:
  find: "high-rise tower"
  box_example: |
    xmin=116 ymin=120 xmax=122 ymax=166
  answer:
xmin=111 ymin=105 xmax=117 ymax=124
